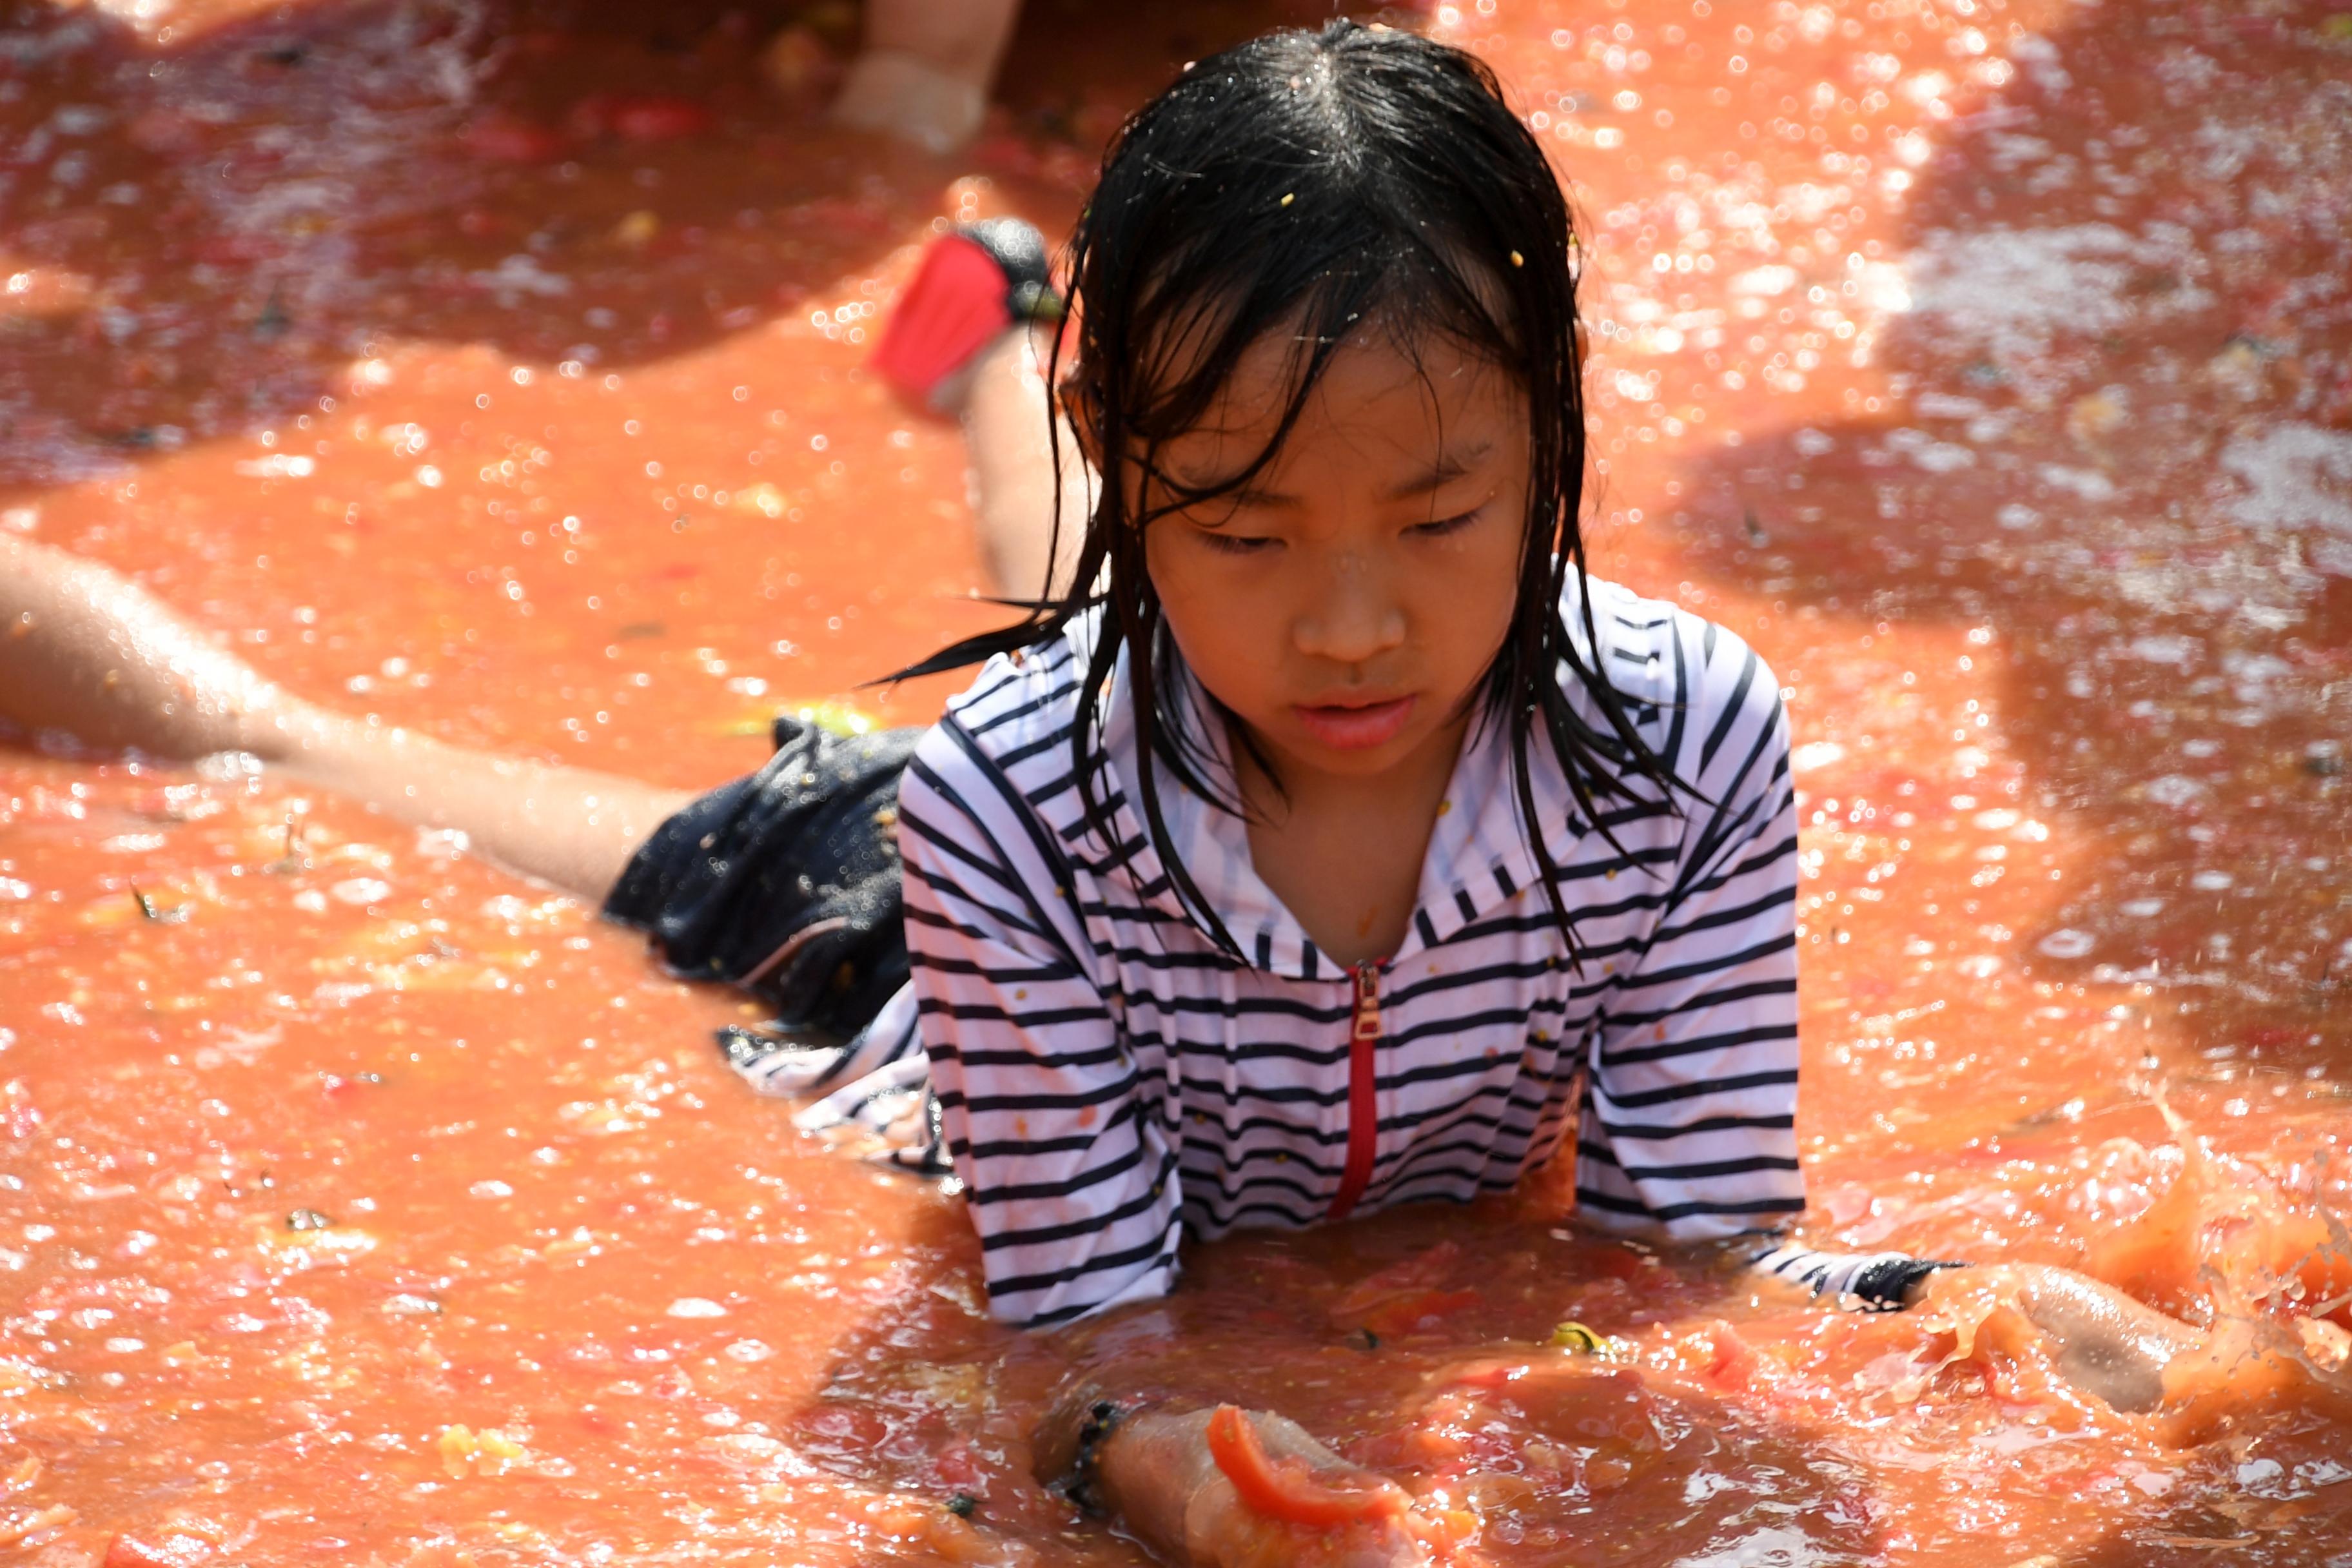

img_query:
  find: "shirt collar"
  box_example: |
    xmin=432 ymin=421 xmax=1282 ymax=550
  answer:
xmin=1095 ymin=640 xmax=1584 ymax=981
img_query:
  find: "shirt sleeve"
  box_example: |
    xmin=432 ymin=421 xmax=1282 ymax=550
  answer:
xmin=896 ymin=719 xmax=1185 ymax=1328
xmin=1576 ymin=620 xmax=1807 ymax=1240
xmin=1748 ymin=1243 xmax=1960 ymax=1310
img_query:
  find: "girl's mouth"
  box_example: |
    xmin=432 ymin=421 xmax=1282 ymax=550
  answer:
xmin=1292 ymin=695 xmax=1416 ymax=750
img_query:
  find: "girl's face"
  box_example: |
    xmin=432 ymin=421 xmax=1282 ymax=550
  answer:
xmin=1141 ymin=326 xmax=1529 ymax=783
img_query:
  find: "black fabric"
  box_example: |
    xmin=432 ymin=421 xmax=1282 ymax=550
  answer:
xmin=604 ymin=716 xmax=920 ymax=1038
xmin=961 ymin=217 xmax=1061 ymax=323
xmin=1848 ymin=1257 xmax=1966 ymax=1312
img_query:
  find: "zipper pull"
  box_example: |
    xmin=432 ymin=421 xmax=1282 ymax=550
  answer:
xmin=1351 ymin=962 xmax=1380 ymax=1041
xmin=1331 ymin=962 xmax=1386 ymax=1222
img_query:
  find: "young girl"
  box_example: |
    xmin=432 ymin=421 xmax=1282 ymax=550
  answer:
xmin=5 ymin=21 xmax=2181 ymax=1565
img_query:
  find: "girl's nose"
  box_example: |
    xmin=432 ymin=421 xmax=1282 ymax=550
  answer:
xmin=1293 ymin=555 xmax=1407 ymax=667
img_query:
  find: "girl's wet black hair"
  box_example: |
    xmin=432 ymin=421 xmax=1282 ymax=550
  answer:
xmin=896 ymin=19 xmax=1680 ymax=963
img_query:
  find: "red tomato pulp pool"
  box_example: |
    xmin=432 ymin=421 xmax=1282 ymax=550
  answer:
xmin=2 ymin=1 xmax=2350 ymax=1563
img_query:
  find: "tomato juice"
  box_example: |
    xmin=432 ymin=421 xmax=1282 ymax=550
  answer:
xmin=3 ymin=0 xmax=2349 ymax=1562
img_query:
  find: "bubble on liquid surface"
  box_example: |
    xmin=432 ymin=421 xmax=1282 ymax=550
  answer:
xmin=2037 ymin=929 xmax=2096 ymax=960
xmin=2218 ymin=422 xmax=2352 ymax=574
xmin=2128 ymin=635 xmax=2200 ymax=667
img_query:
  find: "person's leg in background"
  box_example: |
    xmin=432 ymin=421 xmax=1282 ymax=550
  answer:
xmin=0 ymin=228 xmax=1080 ymax=896
xmin=0 ymin=535 xmax=692 ymax=899
xmin=869 ymin=215 xmax=1093 ymax=602
xmin=951 ymin=320 xmax=1093 ymax=605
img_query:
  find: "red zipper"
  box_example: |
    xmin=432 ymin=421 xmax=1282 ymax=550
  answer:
xmin=1328 ymin=961 xmax=1382 ymax=1221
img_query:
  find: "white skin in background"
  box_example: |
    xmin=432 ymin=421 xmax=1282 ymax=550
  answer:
xmin=0 ymin=320 xmax=2210 ymax=1567
xmin=829 ymin=0 xmax=1024 ymax=153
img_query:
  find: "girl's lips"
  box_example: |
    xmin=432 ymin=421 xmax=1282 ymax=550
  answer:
xmin=1291 ymin=695 xmax=1416 ymax=750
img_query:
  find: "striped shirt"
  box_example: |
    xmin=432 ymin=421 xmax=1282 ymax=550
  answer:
xmin=730 ymin=573 xmax=1923 ymax=1324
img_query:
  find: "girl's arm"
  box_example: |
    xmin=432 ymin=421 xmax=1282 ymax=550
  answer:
xmin=899 ymin=713 xmax=1436 ymax=1562
xmin=1572 ymin=619 xmax=2153 ymax=1340
xmin=894 ymin=706 xmax=1186 ymax=1326
xmin=1919 ymin=1262 xmax=2202 ymax=1413
xmin=0 ymin=536 xmax=689 ymax=900
xmin=1574 ymin=621 xmax=1808 ymax=1241
xmin=1571 ymin=622 xmax=1959 ymax=1306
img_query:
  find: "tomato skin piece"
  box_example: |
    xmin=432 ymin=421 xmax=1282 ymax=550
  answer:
xmin=565 ymin=95 xmax=713 ymax=141
xmin=609 ymin=98 xmax=716 ymax=141
xmin=458 ymin=115 xmax=568 ymax=162
xmin=1203 ymin=1406 xmax=1408 ymax=1528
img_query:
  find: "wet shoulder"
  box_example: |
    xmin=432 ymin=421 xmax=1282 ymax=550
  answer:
xmin=908 ymin=614 xmax=1099 ymax=827
xmin=1566 ymin=575 xmax=1785 ymax=799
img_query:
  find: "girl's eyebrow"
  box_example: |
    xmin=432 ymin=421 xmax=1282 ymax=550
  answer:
xmin=1177 ymin=442 xmax=1494 ymax=511
xmin=1386 ymin=441 xmax=1493 ymax=501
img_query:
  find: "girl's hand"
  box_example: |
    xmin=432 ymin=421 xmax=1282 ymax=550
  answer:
xmin=1919 ymin=1262 xmax=2202 ymax=1412
xmin=1041 ymin=1394 xmax=1438 ymax=1567
xmin=1125 ymin=1408 xmax=1427 ymax=1567
xmin=0 ymin=538 xmax=304 ymax=761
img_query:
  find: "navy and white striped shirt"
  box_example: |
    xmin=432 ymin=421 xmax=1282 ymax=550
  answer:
xmin=732 ymin=574 xmax=1921 ymax=1324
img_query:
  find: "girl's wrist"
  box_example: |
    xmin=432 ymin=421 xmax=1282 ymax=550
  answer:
xmin=1063 ymin=1396 xmax=1130 ymax=1516
xmin=1034 ymin=1384 xmax=1147 ymax=1513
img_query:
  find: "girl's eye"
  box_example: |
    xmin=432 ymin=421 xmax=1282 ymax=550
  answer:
xmin=1196 ymin=529 xmax=1279 ymax=556
xmin=1409 ymin=509 xmax=1482 ymax=539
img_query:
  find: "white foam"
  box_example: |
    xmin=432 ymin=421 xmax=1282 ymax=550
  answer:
xmin=1898 ymin=224 xmax=2211 ymax=370
xmin=2219 ymin=422 xmax=2352 ymax=576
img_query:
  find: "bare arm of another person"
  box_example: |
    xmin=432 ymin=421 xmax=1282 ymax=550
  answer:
xmin=0 ymin=536 xmax=689 ymax=900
